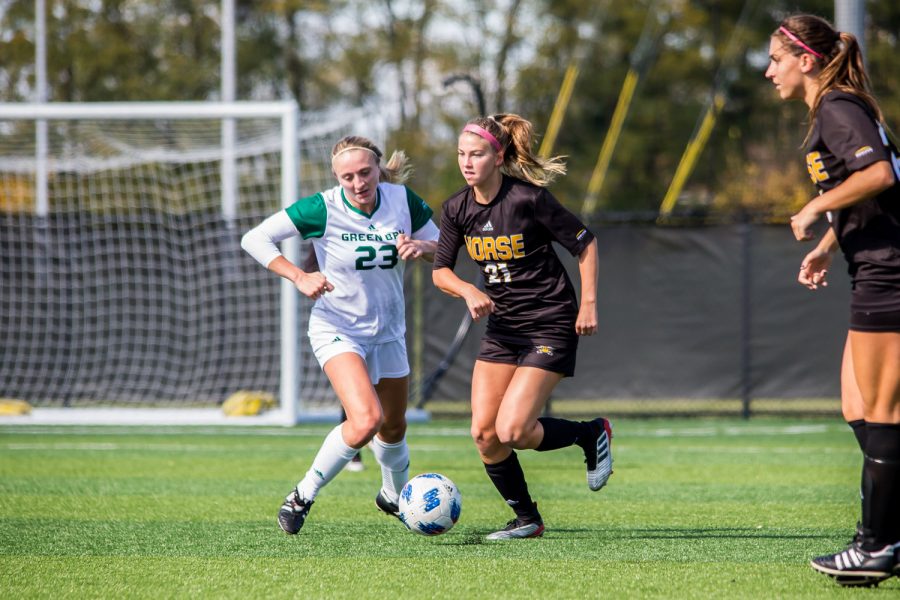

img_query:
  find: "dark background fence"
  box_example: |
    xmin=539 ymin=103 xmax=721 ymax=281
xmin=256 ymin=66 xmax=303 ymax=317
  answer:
xmin=1 ymin=213 xmax=849 ymax=416
xmin=417 ymin=220 xmax=849 ymax=417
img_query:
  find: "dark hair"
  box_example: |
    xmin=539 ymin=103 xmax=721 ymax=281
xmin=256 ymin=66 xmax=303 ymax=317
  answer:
xmin=331 ymin=135 xmax=412 ymax=184
xmin=774 ymin=14 xmax=883 ymax=140
xmin=464 ymin=114 xmax=566 ymax=186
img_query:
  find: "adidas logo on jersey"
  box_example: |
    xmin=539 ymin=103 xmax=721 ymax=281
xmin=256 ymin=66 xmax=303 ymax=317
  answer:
xmin=368 ymin=224 xmax=377 ymax=231
xmin=332 ymin=336 xmax=342 ymax=343
xmin=482 ymin=220 xmax=494 ymax=232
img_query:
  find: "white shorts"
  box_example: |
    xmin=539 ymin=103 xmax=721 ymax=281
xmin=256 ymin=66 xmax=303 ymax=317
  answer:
xmin=308 ymin=329 xmax=410 ymax=384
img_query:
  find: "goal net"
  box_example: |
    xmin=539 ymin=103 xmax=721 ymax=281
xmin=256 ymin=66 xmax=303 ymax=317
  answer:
xmin=0 ymin=102 xmax=377 ymax=424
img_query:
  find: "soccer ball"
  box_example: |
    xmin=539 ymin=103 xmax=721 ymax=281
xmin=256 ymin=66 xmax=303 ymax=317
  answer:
xmin=398 ymin=473 xmax=462 ymax=536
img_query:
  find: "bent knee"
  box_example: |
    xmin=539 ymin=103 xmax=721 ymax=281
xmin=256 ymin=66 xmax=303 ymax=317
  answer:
xmin=345 ymin=413 xmax=384 ymax=447
xmin=496 ymin=427 xmax=530 ymax=449
xmin=378 ymin=417 xmax=407 ymax=443
xmin=471 ymin=425 xmax=500 ymax=450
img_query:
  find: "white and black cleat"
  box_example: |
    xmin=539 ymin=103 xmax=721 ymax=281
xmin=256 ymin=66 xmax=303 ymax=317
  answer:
xmin=277 ymin=489 xmax=314 ymax=535
xmin=584 ymin=417 xmax=613 ymax=491
xmin=810 ymin=541 xmax=894 ymax=587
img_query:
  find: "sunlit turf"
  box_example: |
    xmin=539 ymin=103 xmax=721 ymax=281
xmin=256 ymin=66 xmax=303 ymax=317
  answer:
xmin=1 ymin=418 xmax=896 ymax=598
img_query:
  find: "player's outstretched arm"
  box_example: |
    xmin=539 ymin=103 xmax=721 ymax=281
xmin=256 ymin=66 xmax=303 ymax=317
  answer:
xmin=575 ymin=239 xmax=598 ymax=336
xmin=397 ymin=233 xmax=437 ymax=262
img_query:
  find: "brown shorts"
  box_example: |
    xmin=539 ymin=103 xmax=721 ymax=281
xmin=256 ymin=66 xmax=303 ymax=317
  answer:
xmin=850 ymin=280 xmax=900 ymax=332
xmin=849 ymin=309 xmax=900 ymax=332
xmin=477 ymin=335 xmax=578 ymax=377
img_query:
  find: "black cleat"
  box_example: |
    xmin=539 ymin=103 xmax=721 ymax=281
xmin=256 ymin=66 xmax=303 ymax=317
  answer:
xmin=810 ymin=541 xmax=894 ymax=587
xmin=582 ymin=417 xmax=613 ymax=491
xmin=277 ymin=489 xmax=313 ymax=535
xmin=375 ymin=490 xmax=403 ymax=522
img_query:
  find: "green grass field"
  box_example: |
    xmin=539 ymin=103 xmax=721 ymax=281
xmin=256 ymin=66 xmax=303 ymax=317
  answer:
xmin=1 ymin=418 xmax=896 ymax=599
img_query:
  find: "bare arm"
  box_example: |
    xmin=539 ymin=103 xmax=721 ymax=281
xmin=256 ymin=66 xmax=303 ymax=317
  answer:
xmin=432 ymin=266 xmax=494 ymax=321
xmin=791 ymin=161 xmax=895 ymax=241
xmin=396 ymin=234 xmax=437 ymax=262
xmin=797 ymin=227 xmax=839 ymax=291
xmin=575 ymin=239 xmax=599 ymax=336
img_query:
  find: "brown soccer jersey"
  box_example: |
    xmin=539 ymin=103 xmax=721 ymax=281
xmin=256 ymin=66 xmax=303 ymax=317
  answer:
xmin=806 ymin=90 xmax=900 ymax=289
xmin=433 ymin=175 xmax=594 ymax=342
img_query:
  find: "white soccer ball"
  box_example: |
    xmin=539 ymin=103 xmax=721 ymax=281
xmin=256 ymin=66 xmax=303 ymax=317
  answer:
xmin=398 ymin=473 xmax=462 ymax=536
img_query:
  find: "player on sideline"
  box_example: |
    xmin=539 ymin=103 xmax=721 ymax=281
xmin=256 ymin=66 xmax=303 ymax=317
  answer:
xmin=432 ymin=114 xmax=612 ymax=540
xmin=765 ymin=14 xmax=900 ymax=586
xmin=241 ymin=136 xmax=439 ymax=534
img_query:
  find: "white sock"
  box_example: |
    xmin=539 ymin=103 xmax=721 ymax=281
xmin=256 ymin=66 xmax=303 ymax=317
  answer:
xmin=295 ymin=424 xmax=358 ymax=501
xmin=370 ymin=434 xmax=409 ymax=504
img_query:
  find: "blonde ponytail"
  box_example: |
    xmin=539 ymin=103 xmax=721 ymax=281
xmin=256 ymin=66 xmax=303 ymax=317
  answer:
xmin=464 ymin=114 xmax=567 ymax=187
xmin=775 ymin=15 xmax=884 ymax=143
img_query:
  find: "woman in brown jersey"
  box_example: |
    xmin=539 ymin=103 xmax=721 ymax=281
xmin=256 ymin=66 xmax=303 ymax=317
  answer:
xmin=432 ymin=114 xmax=612 ymax=540
xmin=765 ymin=13 xmax=900 ymax=586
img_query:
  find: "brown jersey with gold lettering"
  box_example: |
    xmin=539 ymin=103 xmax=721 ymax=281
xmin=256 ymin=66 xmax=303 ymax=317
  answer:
xmin=433 ymin=175 xmax=594 ymax=342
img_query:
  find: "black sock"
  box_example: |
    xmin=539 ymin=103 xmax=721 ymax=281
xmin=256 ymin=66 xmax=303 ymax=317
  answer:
xmin=861 ymin=423 xmax=900 ymax=550
xmin=848 ymin=419 xmax=867 ymax=503
xmin=536 ymin=417 xmax=590 ymax=452
xmin=484 ymin=451 xmax=540 ymax=522
xmin=848 ymin=419 xmax=867 ymax=452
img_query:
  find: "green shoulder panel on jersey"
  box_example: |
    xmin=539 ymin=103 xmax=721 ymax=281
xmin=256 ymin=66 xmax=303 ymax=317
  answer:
xmin=285 ymin=193 xmax=327 ymax=239
xmin=406 ymin=187 xmax=433 ymax=232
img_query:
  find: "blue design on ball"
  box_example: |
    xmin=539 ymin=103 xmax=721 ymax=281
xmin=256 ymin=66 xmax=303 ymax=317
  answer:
xmin=422 ymin=487 xmax=441 ymax=512
xmin=450 ymin=498 xmax=461 ymax=523
xmin=401 ymin=483 xmax=413 ymax=503
xmin=416 ymin=521 xmax=447 ymax=535
xmin=419 ymin=473 xmax=443 ymax=480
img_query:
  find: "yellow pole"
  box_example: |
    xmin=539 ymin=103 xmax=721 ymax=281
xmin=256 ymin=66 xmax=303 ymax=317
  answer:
xmin=539 ymin=63 xmax=580 ymax=157
xmin=658 ymin=93 xmax=725 ymax=216
xmin=581 ymin=69 xmax=639 ymax=217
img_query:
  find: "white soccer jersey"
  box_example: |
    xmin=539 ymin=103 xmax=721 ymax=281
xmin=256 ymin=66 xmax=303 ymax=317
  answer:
xmin=284 ymin=182 xmax=438 ymax=343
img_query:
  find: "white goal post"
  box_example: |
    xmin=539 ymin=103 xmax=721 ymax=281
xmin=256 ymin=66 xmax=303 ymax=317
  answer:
xmin=0 ymin=101 xmax=372 ymax=426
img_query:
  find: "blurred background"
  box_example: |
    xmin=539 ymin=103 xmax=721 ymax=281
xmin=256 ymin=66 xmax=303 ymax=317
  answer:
xmin=1 ymin=0 xmax=898 ymax=419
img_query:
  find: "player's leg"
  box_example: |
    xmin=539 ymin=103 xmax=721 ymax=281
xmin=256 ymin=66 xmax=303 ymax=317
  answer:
xmin=371 ymin=368 xmax=411 ymax=520
xmin=812 ymin=330 xmax=900 ymax=583
xmin=471 ymin=358 xmax=544 ymax=539
xmin=341 ymin=407 xmax=365 ymax=472
xmin=501 ymin=343 xmax=613 ymax=492
xmin=839 ymin=336 xmax=866 ymax=542
xmin=279 ymin=343 xmax=382 ymax=534
xmin=842 ymin=335 xmax=867 ymax=450
xmin=855 ymin=331 xmax=900 ymax=572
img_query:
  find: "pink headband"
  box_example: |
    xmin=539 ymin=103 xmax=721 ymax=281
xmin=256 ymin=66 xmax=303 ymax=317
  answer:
xmin=462 ymin=123 xmax=503 ymax=152
xmin=779 ymin=26 xmax=824 ymax=59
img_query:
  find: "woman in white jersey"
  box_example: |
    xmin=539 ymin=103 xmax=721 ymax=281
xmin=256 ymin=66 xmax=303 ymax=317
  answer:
xmin=241 ymin=136 xmax=440 ymax=534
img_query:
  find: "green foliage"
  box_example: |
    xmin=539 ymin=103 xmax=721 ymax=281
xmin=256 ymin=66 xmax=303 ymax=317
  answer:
xmin=1 ymin=1 xmax=897 ymax=216
xmin=1 ymin=418 xmax=896 ymax=598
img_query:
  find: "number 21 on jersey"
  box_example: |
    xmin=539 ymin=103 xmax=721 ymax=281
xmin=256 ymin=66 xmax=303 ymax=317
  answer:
xmin=484 ymin=262 xmax=511 ymax=283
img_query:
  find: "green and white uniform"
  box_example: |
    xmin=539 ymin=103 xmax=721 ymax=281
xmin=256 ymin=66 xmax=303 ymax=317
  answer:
xmin=289 ymin=182 xmax=437 ymax=342
xmin=242 ymin=182 xmax=439 ymax=347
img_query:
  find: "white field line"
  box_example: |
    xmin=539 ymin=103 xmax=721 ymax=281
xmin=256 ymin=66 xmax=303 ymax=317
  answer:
xmin=0 ymin=423 xmax=838 ymax=442
xmin=0 ymin=442 xmax=466 ymax=453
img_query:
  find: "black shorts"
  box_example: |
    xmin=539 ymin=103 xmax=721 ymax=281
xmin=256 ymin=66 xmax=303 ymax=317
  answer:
xmin=849 ymin=309 xmax=900 ymax=332
xmin=850 ymin=280 xmax=900 ymax=332
xmin=477 ymin=335 xmax=578 ymax=377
